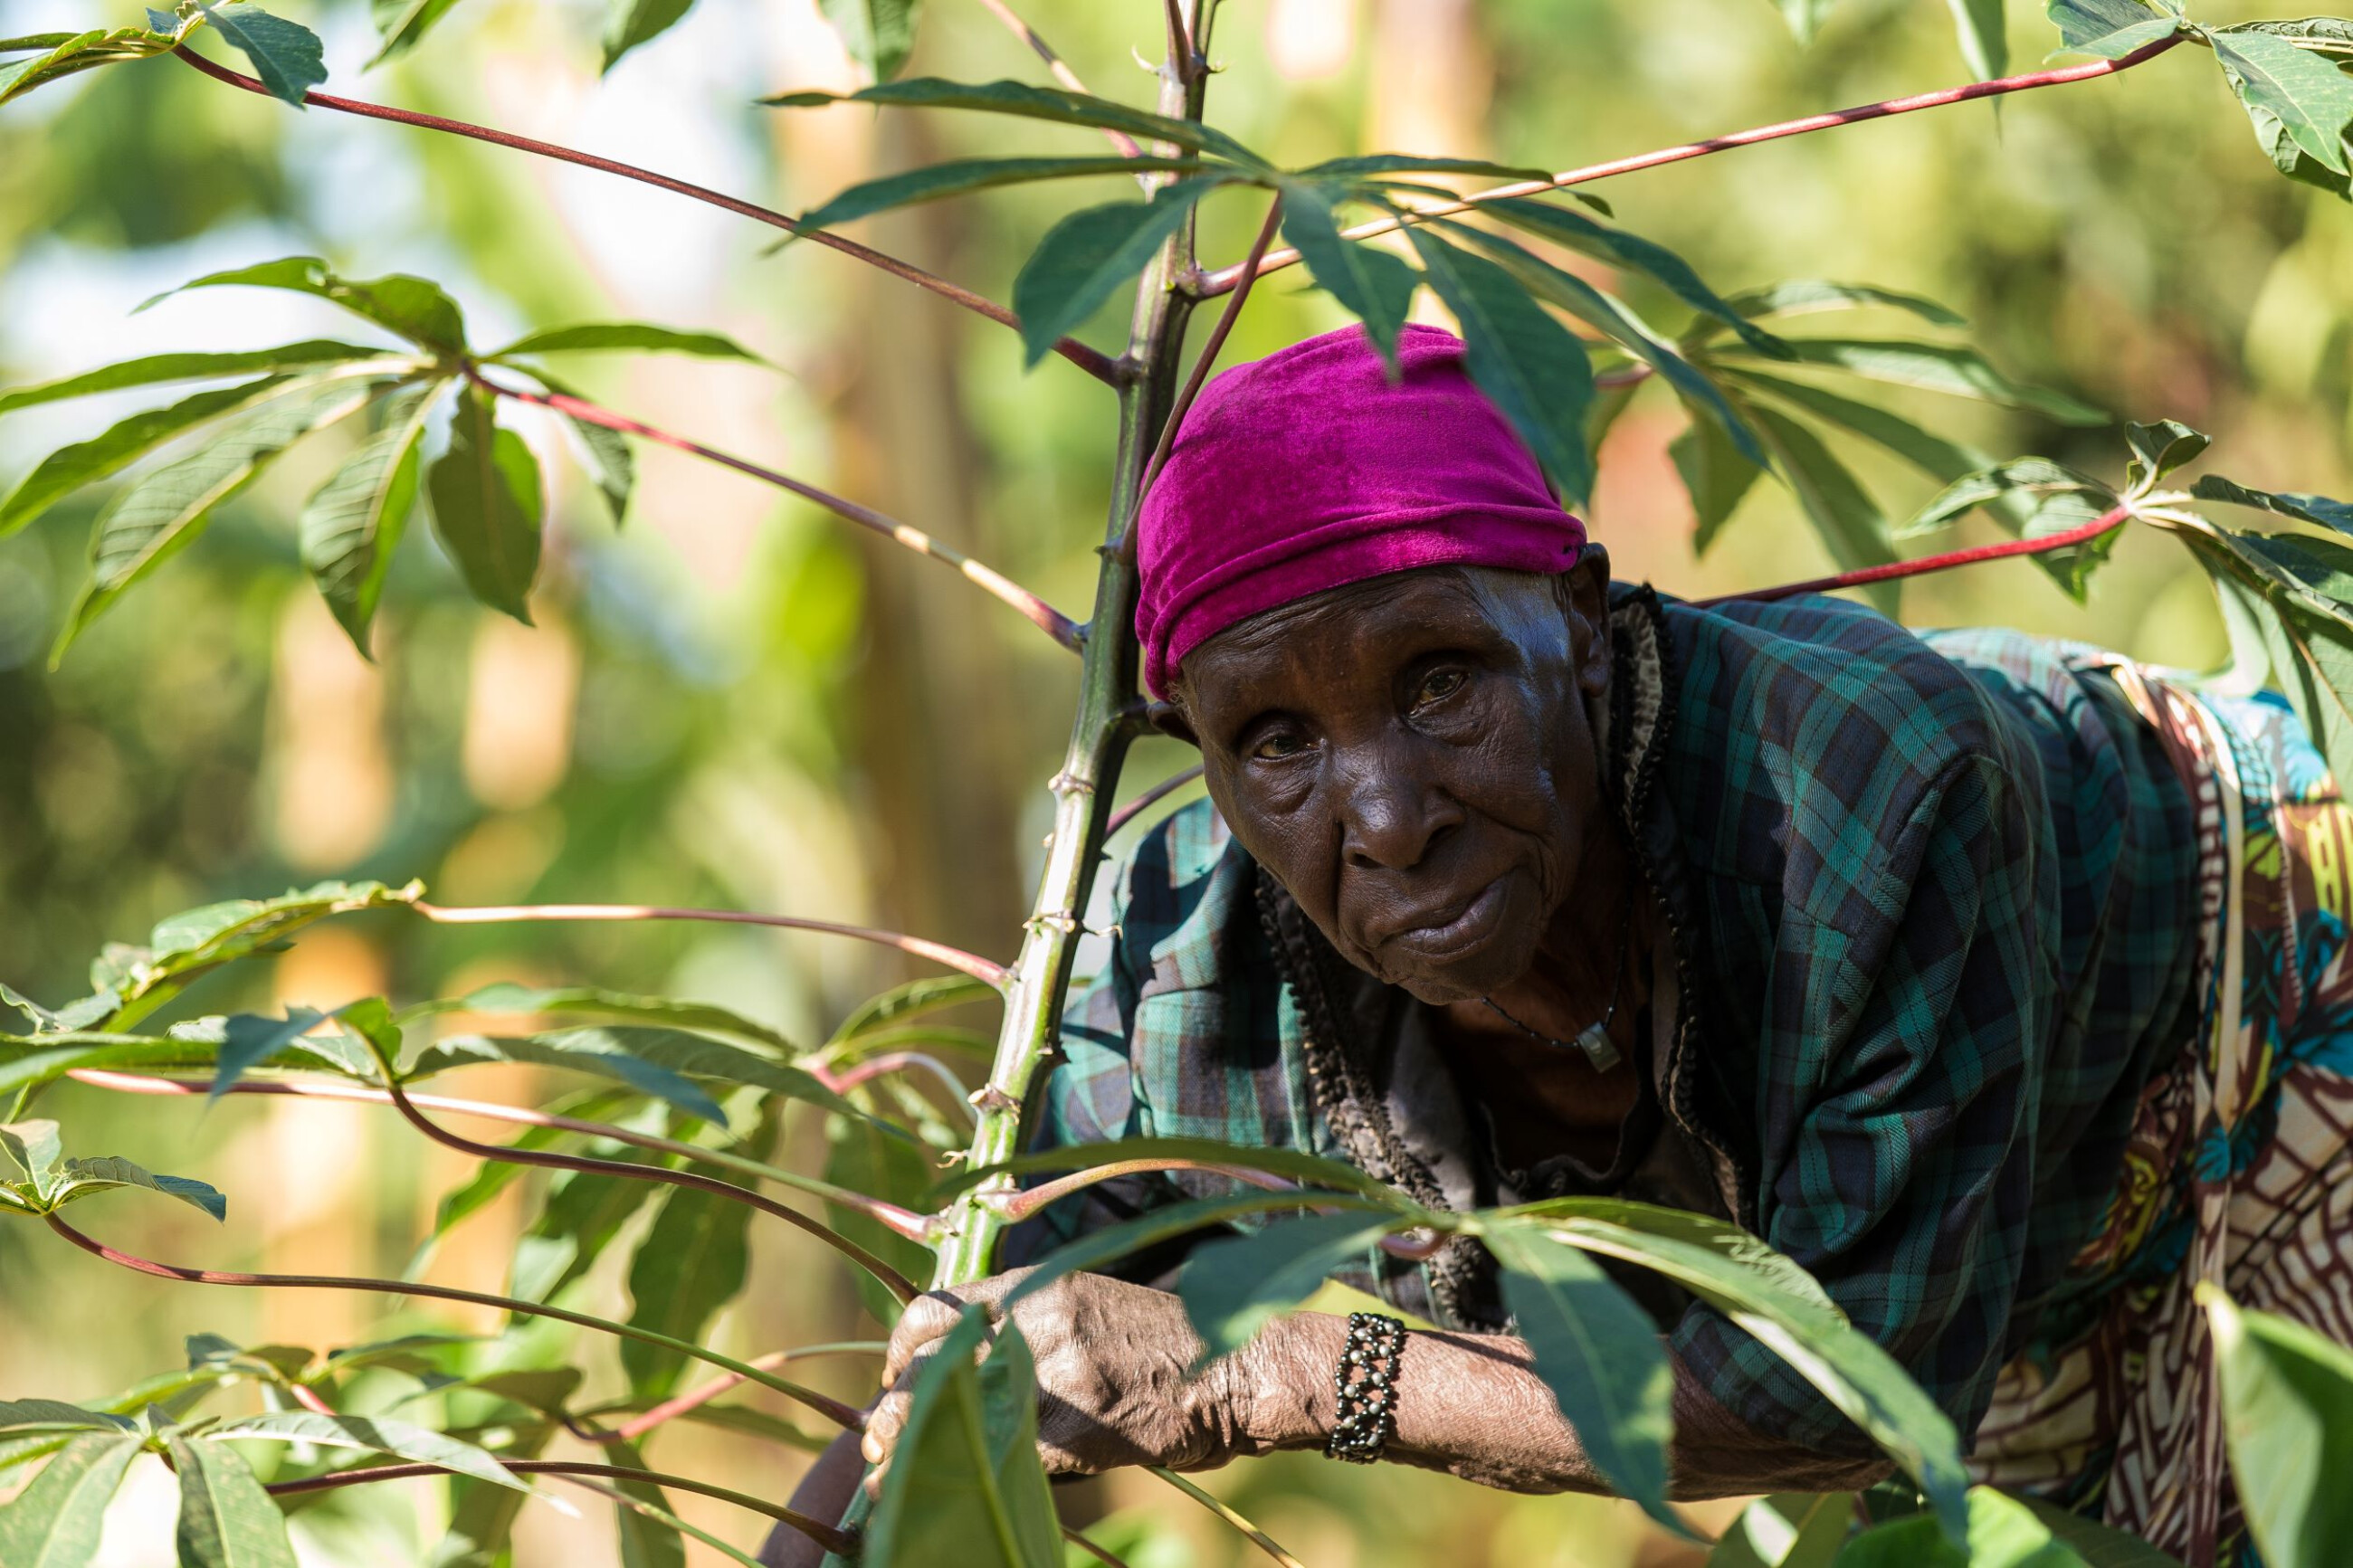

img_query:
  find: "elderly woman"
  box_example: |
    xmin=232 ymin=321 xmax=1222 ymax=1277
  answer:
xmin=772 ymin=326 xmax=2353 ymax=1568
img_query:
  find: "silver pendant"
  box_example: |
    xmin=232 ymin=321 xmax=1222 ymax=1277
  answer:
xmin=1571 ymin=1022 xmax=1622 ymax=1073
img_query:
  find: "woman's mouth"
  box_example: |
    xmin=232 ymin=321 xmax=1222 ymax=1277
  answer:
xmin=1387 ymin=877 xmax=1510 ymax=960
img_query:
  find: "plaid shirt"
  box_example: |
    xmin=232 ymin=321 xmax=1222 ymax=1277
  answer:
xmin=1028 ymin=590 xmax=2199 ymax=1459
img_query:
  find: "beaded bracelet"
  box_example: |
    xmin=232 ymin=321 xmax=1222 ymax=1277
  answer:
xmin=1326 ymin=1310 xmax=1405 ymax=1464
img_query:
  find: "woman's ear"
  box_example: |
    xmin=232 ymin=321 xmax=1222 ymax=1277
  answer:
xmin=1146 ymin=699 xmax=1200 ymax=748
xmin=1562 ymin=545 xmax=1613 ymax=696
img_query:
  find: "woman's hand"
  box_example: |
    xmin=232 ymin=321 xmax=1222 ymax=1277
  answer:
xmin=861 ymin=1267 xmax=1265 ymax=1486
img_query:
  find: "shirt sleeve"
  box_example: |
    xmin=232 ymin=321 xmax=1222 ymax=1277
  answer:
xmin=1670 ymin=748 xmax=2044 ymax=1456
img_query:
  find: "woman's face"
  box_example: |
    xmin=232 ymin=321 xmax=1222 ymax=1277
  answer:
xmin=1162 ymin=555 xmax=1614 ymax=1005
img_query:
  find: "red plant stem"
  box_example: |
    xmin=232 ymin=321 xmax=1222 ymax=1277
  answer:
xmin=287 ymin=1383 xmax=338 ymax=1416
xmin=1697 ymin=500 xmax=2135 ymax=608
xmin=569 ymin=1344 xmax=878 ymax=1444
xmin=996 ymin=1158 xmax=1442 ymax=1259
xmin=42 ymin=1213 xmax=869 ymax=1431
xmin=820 ymin=1050 xmax=972 ymax=1112
xmin=412 ymin=897 xmax=1014 ymax=989
xmin=1164 ymin=0 xmax=1200 ymax=86
xmin=1196 ymin=34 xmax=2189 ymax=297
xmin=374 ymin=1071 xmax=920 ymax=1304
xmin=262 ymin=1459 xmax=857 ymax=1554
xmin=168 ymin=46 xmax=1118 ymax=385
xmin=64 ymin=1069 xmax=934 ymax=1240
xmin=1106 ymin=764 xmax=1205 ymax=834
xmin=1130 ymin=195 xmax=1284 ymax=537
xmin=467 ymin=372 xmax=1085 ymax=652
xmin=975 ymin=0 xmax=1145 ymax=160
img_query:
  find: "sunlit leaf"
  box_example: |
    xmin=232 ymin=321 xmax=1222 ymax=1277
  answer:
xmin=1672 ymin=399 xmax=1768 ymax=554
xmin=205 ymin=1008 xmax=330 ymax=1103
xmin=50 ymin=1155 xmax=227 ymax=1221
xmin=1295 ymin=152 xmax=1548 ymax=181
xmin=366 ymin=0 xmax=463 ymax=67
xmin=830 ymin=974 xmax=999 ymax=1044
xmin=621 ymin=1183 xmax=752 ymax=1398
xmin=1748 ymin=405 xmax=1900 ymax=610
xmin=818 ymin=0 xmax=922 ymax=82
xmin=605 ymin=1437 xmax=686 ymax=1568
xmin=0 ymin=1401 xmax=132 ymax=1436
xmin=824 ymin=1110 xmax=939 ymax=1326
xmin=2224 ymin=18 xmax=2353 ymax=58
xmin=425 ymin=384 xmax=543 ymax=623
xmin=1278 ymin=181 xmax=1420 ymax=368
xmin=167 ymin=1435 xmax=298 ymax=1568
xmin=195 ymin=5 xmax=325 ymax=107
xmin=865 ymin=1309 xmax=1061 ymax=1568
xmin=1406 ymin=227 xmax=1597 ymax=505
xmin=401 ymin=1032 xmax=729 ymax=1126
xmin=1714 ymin=280 xmax=1967 ymax=331
xmin=0 ymin=1431 xmax=141 ymax=1568
xmin=945 ymin=1134 xmax=1406 ymax=1206
xmin=490 ymin=322 xmax=764 ymax=363
xmin=0 ymin=27 xmax=176 ymax=108
xmin=2202 ymin=1268 xmax=2353 ymax=1567
xmin=2046 ymin=0 xmax=2164 ymax=52
xmin=1015 ymin=181 xmax=1227 ymax=366
xmin=1948 ymin=0 xmax=2006 ymax=79
xmin=1722 ymin=337 xmax=2106 ymax=423
xmin=144 ymin=258 xmax=470 ymax=356
xmin=205 ymin=1412 xmax=528 ymax=1492
xmin=2011 ymin=1497 xmax=2186 ymax=1566
xmin=762 ymin=76 xmax=1266 ymax=167
xmin=301 ymin=382 xmax=440 ymax=654
xmin=408 ymin=984 xmax=799 ymax=1053
xmin=521 ymin=366 xmax=633 ymax=527
xmin=510 ymin=1161 xmax=665 ymax=1304
xmin=1483 ymin=197 xmax=1793 ymax=359
xmin=0 ymin=342 xmax=387 ymax=419
xmin=1178 ymin=1212 xmax=1401 ymax=1362
xmin=54 ymin=377 xmax=390 ymax=661
xmin=1486 ymin=1223 xmax=1677 ymax=1528
xmin=2052 ymin=15 xmax=2181 ymax=60
xmin=797 ymin=156 xmax=1205 ymax=233
xmin=1706 ymin=1491 xmax=1851 ymax=1568
xmin=2192 ymin=474 xmax=2353 ymax=536
xmin=2124 ymin=419 xmax=2209 ymax=489
xmin=0 ymin=375 xmax=301 ymax=542
xmin=1904 ymin=458 xmax=2120 ymax=598
xmin=601 ymin=0 xmax=691 ymax=73
xmin=1722 ymin=371 xmax=1989 ymax=487
xmin=2215 ymin=28 xmax=2353 ymax=176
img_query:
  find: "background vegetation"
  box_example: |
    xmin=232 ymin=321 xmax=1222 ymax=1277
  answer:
xmin=0 ymin=0 xmax=2340 ymax=1560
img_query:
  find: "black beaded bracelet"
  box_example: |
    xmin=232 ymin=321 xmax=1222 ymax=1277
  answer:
xmin=1325 ymin=1310 xmax=1405 ymax=1464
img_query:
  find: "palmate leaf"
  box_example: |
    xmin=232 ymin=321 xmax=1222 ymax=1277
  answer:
xmin=1748 ymin=405 xmax=1901 ymax=613
xmin=0 ymin=26 xmax=176 ymax=107
xmin=301 ymin=382 xmax=442 ymax=654
xmin=400 ymin=1032 xmax=729 ymax=1126
xmin=0 ymin=341 xmax=388 ymax=419
xmin=2192 ymin=474 xmax=2353 ymax=535
xmin=1014 ymin=180 xmax=1230 ymax=366
xmin=413 ymin=1022 xmax=863 ymax=1120
xmin=1482 ymin=197 xmax=1793 ymax=361
xmin=1719 ymin=337 xmax=2106 ymax=423
xmin=2214 ymin=27 xmax=2353 ymax=177
xmin=819 ymin=0 xmax=922 ymax=83
xmin=50 ymin=1155 xmax=228 ymax=1221
xmin=1712 ymin=280 xmax=1967 ymax=332
xmin=1904 ymin=458 xmax=2120 ymax=599
xmin=864 ymin=1310 xmax=1061 ymax=1568
xmin=1723 ymin=369 xmax=1992 ymax=487
xmin=1277 ymin=180 xmax=1420 ymax=368
xmin=0 ymin=1401 xmax=134 ymax=1436
xmin=1485 ymin=1223 xmax=1678 ymax=1531
xmin=55 ymin=375 xmax=393 ymax=662
xmin=1 ymin=375 xmax=300 ymax=542
xmin=0 ymin=1431 xmax=142 ymax=1568
xmin=829 ymin=973 xmax=999 ymax=1045
xmin=205 ymin=1412 xmax=528 ymax=1492
xmin=1672 ymin=397 xmax=1769 ymax=552
xmin=196 ymin=4 xmax=326 ymax=107
xmin=487 ymin=322 xmax=765 ymax=362
xmin=764 ymin=77 xmax=1267 ymax=167
xmin=405 ymin=983 xmax=800 ymax=1053
xmin=2196 ymin=1288 xmax=2353 ymax=1568
xmin=621 ymin=1183 xmax=752 ymax=1398
xmin=2125 ymin=418 xmax=2210 ymax=488
xmin=426 ymin=384 xmax=543 ymax=623
xmin=603 ymin=0 xmax=691 ymax=74
xmin=1406 ymin=227 xmax=1597 ymax=505
xmin=144 ymin=258 xmax=470 ymax=357
xmin=795 ymin=156 xmax=1207 ymax=233
xmin=167 ymin=1435 xmax=298 ymax=1568
xmin=0 ymin=1118 xmax=64 ymax=1193
xmin=1178 ymin=1212 xmax=1404 ymax=1362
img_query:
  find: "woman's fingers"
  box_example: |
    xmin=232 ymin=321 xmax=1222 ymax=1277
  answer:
xmin=880 ymin=1289 xmax=969 ymax=1388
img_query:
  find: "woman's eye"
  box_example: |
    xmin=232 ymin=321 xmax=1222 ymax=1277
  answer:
xmin=1415 ymin=669 xmax=1468 ymax=708
xmin=1251 ymin=730 xmax=1304 ymax=762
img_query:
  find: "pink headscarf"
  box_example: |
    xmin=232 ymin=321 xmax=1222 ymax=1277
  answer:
xmin=1135 ymin=323 xmax=1586 ymax=699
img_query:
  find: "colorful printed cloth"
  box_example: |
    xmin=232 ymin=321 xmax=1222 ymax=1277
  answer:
xmin=1972 ymin=666 xmax=2353 ymax=1567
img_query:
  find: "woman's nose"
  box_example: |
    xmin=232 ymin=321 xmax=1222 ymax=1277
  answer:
xmin=1336 ymin=764 xmax=1462 ymax=872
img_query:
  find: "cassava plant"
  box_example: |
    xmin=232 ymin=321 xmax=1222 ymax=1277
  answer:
xmin=10 ymin=1 xmax=2353 ymax=1563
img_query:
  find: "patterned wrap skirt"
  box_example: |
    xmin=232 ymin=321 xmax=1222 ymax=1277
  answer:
xmin=1971 ymin=662 xmax=2353 ymax=1567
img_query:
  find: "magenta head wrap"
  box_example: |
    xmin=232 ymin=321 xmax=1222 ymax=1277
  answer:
xmin=1135 ymin=323 xmax=1586 ymax=699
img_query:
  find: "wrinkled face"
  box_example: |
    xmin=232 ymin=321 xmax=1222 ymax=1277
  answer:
xmin=1162 ymin=556 xmax=1614 ymax=1005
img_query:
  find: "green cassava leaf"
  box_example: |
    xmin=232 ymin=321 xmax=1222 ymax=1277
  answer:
xmin=2214 ymin=27 xmax=2353 ymax=176
xmin=1723 ymin=369 xmax=1990 ymax=486
xmin=144 ymin=258 xmax=469 ymax=356
xmin=1178 ymin=1212 xmax=1403 ymax=1362
xmin=2053 ymin=14 xmax=2181 ymax=60
xmin=406 ymin=984 xmax=799 ymax=1053
xmin=1405 ymin=227 xmax=1596 ymax=505
xmin=54 ymin=377 xmax=389 ymax=660
xmin=2046 ymin=0 xmax=2163 ymax=52
xmin=1277 ymin=182 xmax=1420 ymax=368
xmin=1948 ymin=0 xmax=2007 ymax=80
xmin=1904 ymin=458 xmax=2122 ymax=600
xmin=521 ymin=366 xmax=634 ymax=527
xmin=1485 ymin=1223 xmax=1678 ymax=1529
xmin=1714 ymin=280 xmax=1967 ymax=331
xmin=0 ymin=27 xmax=176 ymax=107
xmin=818 ymin=0 xmax=922 ymax=82
xmin=399 ymin=1032 xmax=729 ymax=1126
xmin=1720 ymin=337 xmax=2106 ymax=423
xmin=0 ymin=342 xmax=387 ymax=417
xmin=2192 ymin=475 xmax=2353 ymax=536
xmin=621 ymin=1184 xmax=752 ymax=1398
xmin=204 ymin=1412 xmax=527 ymax=1492
xmin=1014 ymin=181 xmax=1228 ymax=366
xmin=195 ymin=5 xmax=325 ymax=107
xmin=601 ymin=0 xmax=691 ymax=73
xmin=2203 ymin=1285 xmax=2353 ymax=1568
xmin=300 ymin=382 xmax=440 ymax=654
xmin=824 ymin=1109 xmax=939 ymax=1326
xmin=0 ymin=376 xmax=303 ymax=541
xmin=367 ymin=0 xmax=464 ymax=67
xmin=167 ymin=1435 xmax=298 ymax=1568
xmin=2223 ymin=18 xmax=2353 ymax=58
xmin=829 ymin=974 xmax=998 ymax=1044
xmin=424 ymin=1417 xmax=553 ymax=1567
xmin=1482 ymin=197 xmax=1792 ymax=359
xmin=509 ymin=1161 xmax=665 ymax=1305
xmin=1748 ymin=404 xmax=1900 ymax=610
xmin=49 ymin=1155 xmax=226 ymax=1220
xmin=425 ymin=384 xmax=543 ymax=623
xmin=606 ymin=1438 xmax=687 ymax=1568
xmin=1706 ymin=1492 xmax=1852 ymax=1568
xmin=2011 ymin=1497 xmax=2186 ymax=1566
xmin=0 ymin=1431 xmax=141 ymax=1568
xmin=1772 ymin=0 xmax=1838 ymax=45
xmin=1672 ymin=397 xmax=1768 ymax=553
xmin=945 ymin=1135 xmax=1406 ymax=1207
xmin=0 ymin=1400 xmax=131 ymax=1436
xmin=795 ymin=156 xmax=1205 ymax=233
xmin=489 ymin=323 xmax=764 ymax=362
xmin=1295 ymin=153 xmax=1548 ymax=181
xmin=762 ymin=76 xmax=1265 ymax=166
xmin=864 ymin=1310 xmax=1061 ymax=1568
xmin=206 ymin=1008 xmax=330 ymax=1103
xmin=0 ymin=1119 xmax=64 ymax=1196
xmin=1834 ymin=1484 xmax=2093 ymax=1566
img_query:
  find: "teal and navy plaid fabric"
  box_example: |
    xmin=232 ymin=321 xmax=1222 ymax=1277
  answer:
xmin=1028 ymin=591 xmax=2200 ymax=1459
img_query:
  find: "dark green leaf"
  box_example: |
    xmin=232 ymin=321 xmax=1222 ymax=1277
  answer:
xmin=0 ymin=27 xmax=176 ymax=107
xmin=2124 ymin=419 xmax=2209 ymax=489
xmin=301 ymin=382 xmax=439 ymax=654
xmin=510 ymin=1164 xmax=664 ymax=1305
xmin=488 ymin=322 xmax=764 ymax=362
xmin=206 ymin=1414 xmax=526 ymax=1492
xmin=1948 ymin=0 xmax=2007 ymax=79
xmin=2053 ymin=15 xmax=2181 ymax=59
xmin=0 ymin=375 xmax=305 ymax=541
xmin=1406 ymin=228 xmax=1596 ymax=505
xmin=568 ymin=1026 xmax=866 ymax=1118
xmin=1278 ymin=182 xmax=1420 ymax=367
xmin=1483 ymin=197 xmax=1792 ymax=359
xmin=145 ymin=258 xmax=469 ymax=356
xmin=1014 ymin=181 xmax=1226 ymax=366
xmin=1834 ymin=1485 xmax=2089 ymax=1566
xmin=818 ymin=0 xmax=922 ymax=82
xmin=2222 ymin=18 xmax=2353 ymax=57
xmin=2205 ymin=1284 xmax=2353 ymax=1568
xmin=1486 ymin=1224 xmax=1677 ymax=1528
xmin=521 ymin=367 xmax=633 ymax=527
xmin=425 ymin=1418 xmax=551 ymax=1568
xmin=762 ymin=77 xmax=1265 ymax=167
xmin=207 ymin=1008 xmax=329 ymax=1103
xmin=865 ymin=1310 xmax=1062 ymax=1568
xmin=830 ymin=974 xmax=999 ymax=1043
xmin=605 ymin=1438 xmax=686 ymax=1568
xmin=0 ymin=343 xmax=387 ymax=419
xmin=824 ymin=1109 xmax=942 ymax=1326
xmin=1672 ymin=403 xmax=1768 ymax=554
xmin=1295 ymin=153 xmax=1547 ymax=181
xmin=1179 ymin=1212 xmax=1401 ymax=1362
xmin=1706 ymin=1492 xmax=1853 ymax=1568
xmin=0 ymin=1118 xmax=64 ymax=1194
xmin=0 ymin=1432 xmax=141 ymax=1568
xmin=1723 ymin=369 xmax=1990 ymax=485
xmin=401 ymin=1032 xmax=729 ymax=1126
xmin=54 ymin=376 xmax=388 ymax=660
xmin=0 ymin=1400 xmax=132 ymax=1436
xmin=168 ymin=1435 xmax=298 ymax=1568
xmin=1722 ymin=338 xmax=2106 ymax=423
xmin=0 ymin=1038 xmax=235 ymax=1100
xmin=195 ymin=5 xmax=325 ymax=107
xmin=2214 ymin=29 xmax=2353 ymax=176
xmin=2011 ymin=1497 xmax=2186 ymax=1566
xmin=2046 ymin=0 xmax=2162 ymax=51
xmin=366 ymin=0 xmax=463 ymax=67
xmin=797 ymin=156 xmax=1204 ymax=233
xmin=410 ymin=984 xmax=799 ymax=1052
xmin=621 ymin=1183 xmax=752 ymax=1398
xmin=1748 ymin=405 xmax=1900 ymax=612
xmin=426 ymin=385 xmax=543 ymax=623
xmin=601 ymin=0 xmax=691 ymax=73
xmin=51 ymin=1155 xmax=227 ymax=1221
xmin=1715 ymin=280 xmax=1966 ymax=331
xmin=2192 ymin=474 xmax=2353 ymax=536
xmin=1904 ymin=458 xmax=2121 ymax=600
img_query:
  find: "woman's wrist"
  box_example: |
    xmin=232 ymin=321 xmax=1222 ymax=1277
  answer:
xmin=1225 ymin=1310 xmax=1353 ymax=1453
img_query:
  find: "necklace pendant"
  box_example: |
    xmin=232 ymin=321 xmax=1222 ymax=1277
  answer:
xmin=1572 ymin=1022 xmax=1621 ymax=1073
